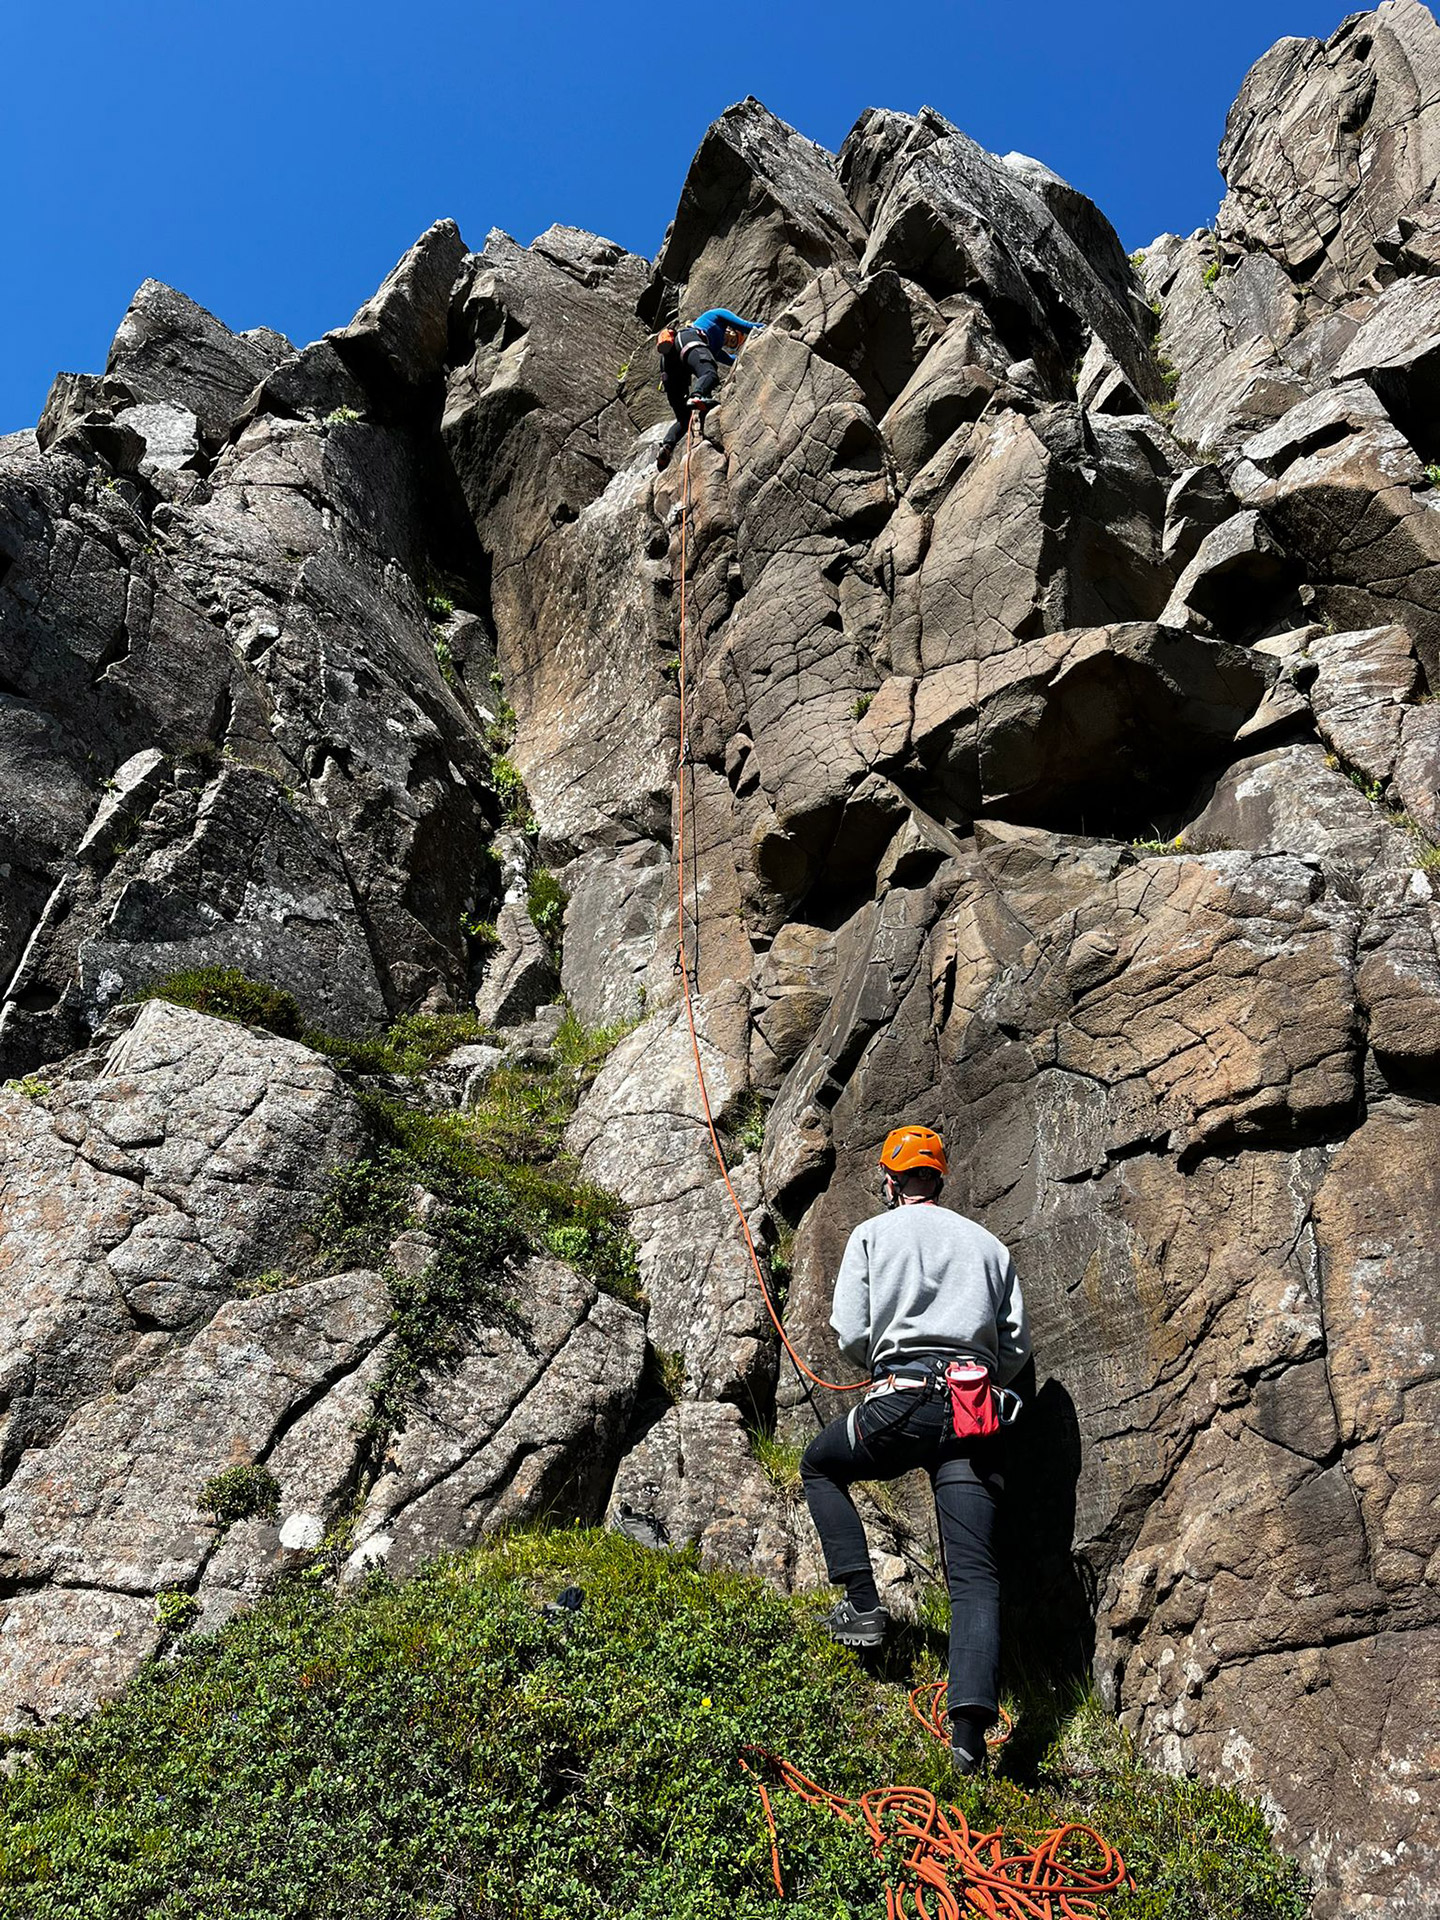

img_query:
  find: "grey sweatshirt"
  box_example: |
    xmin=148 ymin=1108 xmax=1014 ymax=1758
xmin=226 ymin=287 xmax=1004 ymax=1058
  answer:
xmin=830 ymin=1202 xmax=1031 ymax=1383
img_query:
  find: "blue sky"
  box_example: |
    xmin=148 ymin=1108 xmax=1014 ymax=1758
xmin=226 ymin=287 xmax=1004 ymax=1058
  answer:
xmin=4 ymin=0 xmax=1353 ymax=433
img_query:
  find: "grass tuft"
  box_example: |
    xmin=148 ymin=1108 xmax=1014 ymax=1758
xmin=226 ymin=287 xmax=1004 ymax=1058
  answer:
xmin=310 ymin=1010 xmax=492 ymax=1080
xmin=751 ymin=1431 xmax=805 ymax=1504
xmin=132 ymin=966 xmax=306 ymax=1039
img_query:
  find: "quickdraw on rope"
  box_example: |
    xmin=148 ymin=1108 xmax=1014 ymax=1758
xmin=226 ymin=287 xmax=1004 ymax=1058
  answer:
xmin=739 ymin=1747 xmax=1129 ymax=1919
xmin=673 ymin=411 xmax=865 ymax=1398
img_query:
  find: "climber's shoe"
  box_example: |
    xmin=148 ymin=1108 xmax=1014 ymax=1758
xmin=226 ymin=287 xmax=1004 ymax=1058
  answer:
xmin=822 ymin=1597 xmax=890 ymax=1648
xmin=688 ymin=394 xmax=717 ymax=411
xmin=656 ymin=442 xmax=673 ymax=472
xmin=949 ymin=1708 xmax=991 ymax=1776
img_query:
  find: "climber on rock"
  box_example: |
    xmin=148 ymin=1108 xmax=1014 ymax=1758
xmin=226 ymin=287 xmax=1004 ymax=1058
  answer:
xmin=654 ymin=307 xmax=764 ymax=470
xmin=799 ymin=1124 xmax=1030 ymax=1776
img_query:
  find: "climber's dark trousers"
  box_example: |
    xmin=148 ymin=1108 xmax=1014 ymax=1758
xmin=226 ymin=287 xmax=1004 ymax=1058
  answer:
xmin=660 ymin=341 xmax=721 ymax=452
xmin=801 ymin=1380 xmax=1005 ymax=1716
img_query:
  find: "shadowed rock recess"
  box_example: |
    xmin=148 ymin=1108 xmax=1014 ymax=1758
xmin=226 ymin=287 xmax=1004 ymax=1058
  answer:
xmin=5 ymin=7 xmax=1440 ymax=1912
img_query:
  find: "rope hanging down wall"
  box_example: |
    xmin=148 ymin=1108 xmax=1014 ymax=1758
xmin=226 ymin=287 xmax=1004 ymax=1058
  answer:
xmin=669 ymin=413 xmax=1128 ymax=1919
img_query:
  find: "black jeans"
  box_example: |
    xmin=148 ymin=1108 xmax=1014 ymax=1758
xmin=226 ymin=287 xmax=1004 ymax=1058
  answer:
xmin=801 ymin=1376 xmax=1004 ymax=1715
xmin=659 ymin=337 xmax=720 ymax=451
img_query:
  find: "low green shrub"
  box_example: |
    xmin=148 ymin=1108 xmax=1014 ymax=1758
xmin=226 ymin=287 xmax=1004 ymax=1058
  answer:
xmin=651 ymin=1345 xmax=687 ymax=1401
xmin=0 ymin=1531 xmax=1309 ymax=1920
xmin=134 ymin=968 xmax=641 ymax=1419
xmin=490 ymin=754 xmax=534 ymax=829
xmin=198 ymin=1464 xmax=280 ymax=1529
xmin=527 ymin=867 xmax=568 ymax=949
xmin=152 ymin=1589 xmax=200 ymax=1635
xmin=727 ymin=1090 xmax=770 ymax=1157
xmin=460 ymin=912 xmax=498 ymax=951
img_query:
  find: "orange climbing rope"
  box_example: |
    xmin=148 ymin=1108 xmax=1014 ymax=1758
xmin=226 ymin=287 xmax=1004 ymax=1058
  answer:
xmin=673 ymin=412 xmax=865 ymax=1398
xmin=740 ymin=1747 xmax=1129 ymax=1920
xmin=671 ymin=411 xmax=1129 ymax=1917
xmin=909 ymin=1682 xmax=1013 ymax=1755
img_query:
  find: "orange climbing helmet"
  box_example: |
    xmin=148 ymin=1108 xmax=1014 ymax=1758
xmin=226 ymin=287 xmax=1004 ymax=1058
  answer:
xmin=879 ymin=1125 xmax=948 ymax=1178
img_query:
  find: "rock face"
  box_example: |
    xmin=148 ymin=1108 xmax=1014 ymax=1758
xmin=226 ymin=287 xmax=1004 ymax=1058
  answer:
xmin=7 ymin=12 xmax=1440 ymax=1912
xmin=0 ymin=1001 xmax=645 ymax=1722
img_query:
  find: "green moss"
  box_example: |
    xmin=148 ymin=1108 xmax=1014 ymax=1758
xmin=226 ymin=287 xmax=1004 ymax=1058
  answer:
xmin=133 ymin=967 xmax=306 ymax=1040
xmin=0 ymin=1532 xmax=1308 ymax=1920
xmin=853 ymin=691 xmax=873 ymax=719
xmin=198 ymin=1464 xmax=280 ymax=1529
xmin=1202 ymin=260 xmax=1222 ymax=288
xmin=233 ymin=1268 xmax=295 ymax=1298
xmin=324 ymin=406 xmax=361 ymax=426
xmin=424 ymin=591 xmax=454 ymax=620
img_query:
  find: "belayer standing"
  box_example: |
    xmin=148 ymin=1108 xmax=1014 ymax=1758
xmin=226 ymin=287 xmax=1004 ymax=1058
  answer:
xmin=654 ymin=307 xmax=764 ymax=469
xmin=800 ymin=1125 xmax=1031 ymax=1775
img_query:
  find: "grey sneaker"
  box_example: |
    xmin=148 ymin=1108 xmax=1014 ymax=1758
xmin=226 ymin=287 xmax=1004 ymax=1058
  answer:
xmin=822 ymin=1597 xmax=890 ymax=1647
xmin=949 ymin=1741 xmax=985 ymax=1776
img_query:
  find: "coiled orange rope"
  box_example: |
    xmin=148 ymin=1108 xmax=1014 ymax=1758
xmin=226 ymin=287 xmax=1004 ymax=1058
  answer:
xmin=739 ymin=1747 xmax=1128 ymax=1918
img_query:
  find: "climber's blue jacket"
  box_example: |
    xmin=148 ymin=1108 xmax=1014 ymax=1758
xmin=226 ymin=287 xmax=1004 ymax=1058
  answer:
xmin=686 ymin=308 xmax=765 ymax=364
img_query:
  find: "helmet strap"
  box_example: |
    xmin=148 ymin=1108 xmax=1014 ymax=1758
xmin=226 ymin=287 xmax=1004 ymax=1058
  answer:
xmin=881 ymin=1171 xmax=898 ymax=1210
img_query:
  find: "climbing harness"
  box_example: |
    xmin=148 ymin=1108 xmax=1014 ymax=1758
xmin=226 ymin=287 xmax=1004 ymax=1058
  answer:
xmin=741 ymin=1746 xmax=1129 ymax=1920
